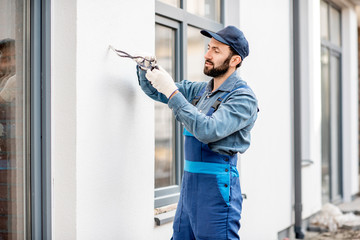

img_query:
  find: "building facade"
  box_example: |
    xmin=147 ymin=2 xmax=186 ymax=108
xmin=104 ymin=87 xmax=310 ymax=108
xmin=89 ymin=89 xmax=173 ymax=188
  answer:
xmin=0 ymin=0 xmax=359 ymax=239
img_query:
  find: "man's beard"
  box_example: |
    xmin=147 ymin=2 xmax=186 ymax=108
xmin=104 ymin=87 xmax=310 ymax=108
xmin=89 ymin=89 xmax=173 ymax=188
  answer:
xmin=203 ymin=54 xmax=232 ymax=78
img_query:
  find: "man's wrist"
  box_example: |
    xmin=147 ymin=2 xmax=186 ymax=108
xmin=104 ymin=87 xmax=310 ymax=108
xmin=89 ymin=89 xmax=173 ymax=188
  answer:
xmin=168 ymin=89 xmax=179 ymax=99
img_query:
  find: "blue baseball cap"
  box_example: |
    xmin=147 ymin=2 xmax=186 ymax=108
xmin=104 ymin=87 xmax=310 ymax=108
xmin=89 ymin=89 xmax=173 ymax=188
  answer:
xmin=200 ymin=25 xmax=249 ymax=60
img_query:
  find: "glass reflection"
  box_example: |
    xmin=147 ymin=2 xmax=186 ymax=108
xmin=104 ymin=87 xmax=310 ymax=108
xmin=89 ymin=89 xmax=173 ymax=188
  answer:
xmin=155 ymin=24 xmax=176 ymax=188
xmin=330 ymin=7 xmax=341 ymax=46
xmin=187 ymin=26 xmax=210 ymax=82
xmin=320 ymin=0 xmax=329 ymax=41
xmin=321 ymin=47 xmax=330 ymax=204
xmin=329 ymin=55 xmax=341 ymax=201
xmin=157 ymin=0 xmax=180 ymax=8
xmin=187 ymin=0 xmax=221 ymax=22
xmin=0 ymin=0 xmax=26 ymax=238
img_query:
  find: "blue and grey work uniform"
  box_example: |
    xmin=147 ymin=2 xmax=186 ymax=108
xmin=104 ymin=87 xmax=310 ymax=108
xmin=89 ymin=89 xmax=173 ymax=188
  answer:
xmin=137 ymin=67 xmax=258 ymax=240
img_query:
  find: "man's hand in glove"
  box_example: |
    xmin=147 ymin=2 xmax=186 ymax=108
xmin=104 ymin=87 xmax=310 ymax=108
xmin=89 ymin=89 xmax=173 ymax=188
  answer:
xmin=133 ymin=54 xmax=157 ymax=71
xmin=145 ymin=66 xmax=178 ymax=99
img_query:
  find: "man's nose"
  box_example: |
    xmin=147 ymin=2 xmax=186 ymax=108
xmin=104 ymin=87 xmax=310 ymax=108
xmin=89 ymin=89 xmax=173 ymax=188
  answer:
xmin=204 ymin=50 xmax=211 ymax=60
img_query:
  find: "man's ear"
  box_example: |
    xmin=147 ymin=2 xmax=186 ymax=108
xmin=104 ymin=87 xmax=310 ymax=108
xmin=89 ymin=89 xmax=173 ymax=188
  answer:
xmin=231 ymin=55 xmax=241 ymax=67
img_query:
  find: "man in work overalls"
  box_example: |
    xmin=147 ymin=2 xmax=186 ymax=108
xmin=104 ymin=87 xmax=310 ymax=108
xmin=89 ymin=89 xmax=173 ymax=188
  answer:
xmin=136 ymin=25 xmax=258 ymax=240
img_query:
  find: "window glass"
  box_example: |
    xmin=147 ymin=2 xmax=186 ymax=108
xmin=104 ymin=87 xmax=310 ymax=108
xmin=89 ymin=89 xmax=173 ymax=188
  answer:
xmin=320 ymin=47 xmax=330 ymax=204
xmin=187 ymin=26 xmax=210 ymax=82
xmin=329 ymin=54 xmax=341 ymax=200
xmin=320 ymin=0 xmax=329 ymax=41
xmin=0 ymin=0 xmax=27 ymax=237
xmin=157 ymin=0 xmax=180 ymax=8
xmin=154 ymin=24 xmax=176 ymax=188
xmin=320 ymin=1 xmax=343 ymax=202
xmin=330 ymin=6 xmax=341 ymax=46
xmin=187 ymin=0 xmax=222 ymax=22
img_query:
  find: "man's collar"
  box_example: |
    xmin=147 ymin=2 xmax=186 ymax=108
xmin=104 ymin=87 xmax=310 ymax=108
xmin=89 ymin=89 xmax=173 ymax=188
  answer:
xmin=205 ymin=71 xmax=238 ymax=93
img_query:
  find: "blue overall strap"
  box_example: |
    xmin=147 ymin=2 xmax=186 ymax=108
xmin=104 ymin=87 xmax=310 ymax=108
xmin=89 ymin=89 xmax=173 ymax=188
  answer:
xmin=207 ymin=85 xmax=250 ymax=116
xmin=191 ymin=86 xmax=206 ymax=106
xmin=184 ymin=86 xmax=206 ymax=137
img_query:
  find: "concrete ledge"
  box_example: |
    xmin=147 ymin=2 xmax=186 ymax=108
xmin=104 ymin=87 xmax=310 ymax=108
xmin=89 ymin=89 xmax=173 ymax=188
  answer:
xmin=154 ymin=210 xmax=176 ymax=226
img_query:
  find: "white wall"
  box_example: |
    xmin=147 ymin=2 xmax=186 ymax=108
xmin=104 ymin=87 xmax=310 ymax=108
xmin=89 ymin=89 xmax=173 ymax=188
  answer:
xmin=52 ymin=0 xmax=77 ymax=238
xmin=300 ymin=0 xmax=322 ymax=219
xmin=53 ymin=0 xmax=156 ymax=239
xmin=341 ymin=6 xmax=359 ymax=201
xmin=76 ymin=0 xmax=155 ymax=239
xmin=238 ymin=0 xmax=293 ymax=239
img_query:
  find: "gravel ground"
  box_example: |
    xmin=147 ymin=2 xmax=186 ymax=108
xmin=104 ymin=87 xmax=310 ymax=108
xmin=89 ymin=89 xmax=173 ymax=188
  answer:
xmin=305 ymin=229 xmax=360 ymax=240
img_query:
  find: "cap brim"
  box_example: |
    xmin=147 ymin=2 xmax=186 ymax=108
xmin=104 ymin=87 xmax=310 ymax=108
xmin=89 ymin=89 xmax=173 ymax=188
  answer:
xmin=200 ymin=30 xmax=230 ymax=46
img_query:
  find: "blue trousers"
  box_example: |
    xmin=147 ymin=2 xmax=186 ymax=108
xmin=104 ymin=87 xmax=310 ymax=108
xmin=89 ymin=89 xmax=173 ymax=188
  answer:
xmin=171 ymin=131 xmax=243 ymax=240
xmin=171 ymin=171 xmax=243 ymax=240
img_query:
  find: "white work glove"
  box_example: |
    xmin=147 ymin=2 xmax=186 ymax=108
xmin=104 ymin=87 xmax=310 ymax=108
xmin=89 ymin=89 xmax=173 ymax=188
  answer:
xmin=133 ymin=54 xmax=157 ymax=71
xmin=0 ymin=75 xmax=16 ymax=102
xmin=145 ymin=66 xmax=178 ymax=99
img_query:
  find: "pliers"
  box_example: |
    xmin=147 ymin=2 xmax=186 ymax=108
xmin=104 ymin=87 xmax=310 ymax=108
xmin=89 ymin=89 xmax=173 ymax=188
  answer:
xmin=109 ymin=46 xmax=158 ymax=70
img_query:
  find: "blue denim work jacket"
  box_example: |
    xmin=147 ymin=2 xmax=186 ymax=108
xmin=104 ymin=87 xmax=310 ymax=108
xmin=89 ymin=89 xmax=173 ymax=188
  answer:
xmin=136 ymin=67 xmax=258 ymax=156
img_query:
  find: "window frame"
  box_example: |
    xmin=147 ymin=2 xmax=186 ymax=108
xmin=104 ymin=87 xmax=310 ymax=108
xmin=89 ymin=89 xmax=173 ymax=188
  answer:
xmin=154 ymin=17 xmax=182 ymax=208
xmin=30 ymin=0 xmax=52 ymax=238
xmin=154 ymin=0 xmax=224 ymax=209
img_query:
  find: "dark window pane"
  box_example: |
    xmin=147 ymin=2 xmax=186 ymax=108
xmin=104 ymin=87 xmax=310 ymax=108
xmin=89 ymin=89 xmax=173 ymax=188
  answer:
xmin=329 ymin=55 xmax=341 ymax=200
xmin=154 ymin=24 xmax=176 ymax=188
xmin=321 ymin=47 xmax=330 ymax=204
xmin=0 ymin=0 xmax=27 ymax=238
